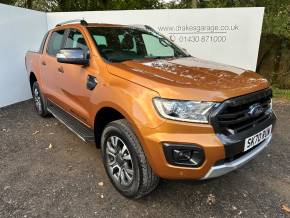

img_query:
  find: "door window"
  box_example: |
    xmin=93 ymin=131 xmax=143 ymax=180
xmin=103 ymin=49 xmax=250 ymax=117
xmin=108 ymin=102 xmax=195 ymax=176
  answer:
xmin=47 ymin=30 xmax=65 ymax=56
xmin=65 ymin=29 xmax=89 ymax=54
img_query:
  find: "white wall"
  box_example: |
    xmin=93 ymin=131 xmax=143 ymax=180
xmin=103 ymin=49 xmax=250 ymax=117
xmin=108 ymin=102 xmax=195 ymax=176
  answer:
xmin=47 ymin=8 xmax=264 ymax=71
xmin=0 ymin=4 xmax=47 ymax=108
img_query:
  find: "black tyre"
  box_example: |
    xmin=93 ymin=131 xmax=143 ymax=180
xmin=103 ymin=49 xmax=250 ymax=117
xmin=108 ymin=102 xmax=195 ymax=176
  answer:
xmin=32 ymin=81 xmax=49 ymax=117
xmin=101 ymin=119 xmax=159 ymax=199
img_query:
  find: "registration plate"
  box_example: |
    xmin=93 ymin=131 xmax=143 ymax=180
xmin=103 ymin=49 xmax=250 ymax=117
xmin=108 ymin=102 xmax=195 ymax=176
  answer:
xmin=244 ymin=125 xmax=272 ymax=151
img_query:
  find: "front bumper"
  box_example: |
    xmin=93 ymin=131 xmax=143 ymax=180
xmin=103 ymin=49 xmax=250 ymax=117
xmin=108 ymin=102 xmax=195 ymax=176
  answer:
xmin=201 ymin=134 xmax=272 ymax=179
xmin=138 ymin=120 xmax=225 ymax=179
xmin=139 ymin=119 xmax=274 ymax=180
xmin=137 ymin=97 xmax=275 ymax=180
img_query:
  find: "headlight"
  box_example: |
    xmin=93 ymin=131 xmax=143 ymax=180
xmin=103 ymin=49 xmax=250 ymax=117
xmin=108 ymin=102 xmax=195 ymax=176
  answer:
xmin=153 ymin=97 xmax=219 ymax=123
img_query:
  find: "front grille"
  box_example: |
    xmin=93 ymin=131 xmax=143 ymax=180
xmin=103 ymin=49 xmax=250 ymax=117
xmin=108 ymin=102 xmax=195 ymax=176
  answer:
xmin=211 ymin=89 xmax=272 ymax=136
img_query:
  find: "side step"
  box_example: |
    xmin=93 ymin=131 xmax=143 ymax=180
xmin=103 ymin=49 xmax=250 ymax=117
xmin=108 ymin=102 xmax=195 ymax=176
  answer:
xmin=47 ymin=103 xmax=95 ymax=143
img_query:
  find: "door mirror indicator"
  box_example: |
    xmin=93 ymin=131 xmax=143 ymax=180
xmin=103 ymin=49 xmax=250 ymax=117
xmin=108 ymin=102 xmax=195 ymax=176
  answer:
xmin=56 ymin=48 xmax=89 ymax=65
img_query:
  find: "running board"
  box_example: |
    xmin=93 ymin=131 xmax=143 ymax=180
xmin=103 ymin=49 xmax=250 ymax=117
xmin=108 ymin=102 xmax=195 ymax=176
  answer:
xmin=47 ymin=103 xmax=95 ymax=143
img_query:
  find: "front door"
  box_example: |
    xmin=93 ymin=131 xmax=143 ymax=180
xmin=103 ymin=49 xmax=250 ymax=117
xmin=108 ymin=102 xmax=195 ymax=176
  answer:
xmin=41 ymin=29 xmax=66 ymax=108
xmin=57 ymin=28 xmax=94 ymax=125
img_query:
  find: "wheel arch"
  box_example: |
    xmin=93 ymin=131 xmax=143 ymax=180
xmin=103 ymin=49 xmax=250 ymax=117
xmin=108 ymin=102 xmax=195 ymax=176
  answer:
xmin=93 ymin=102 xmax=147 ymax=149
xmin=93 ymin=106 xmax=127 ymax=148
xmin=29 ymin=72 xmax=37 ymax=91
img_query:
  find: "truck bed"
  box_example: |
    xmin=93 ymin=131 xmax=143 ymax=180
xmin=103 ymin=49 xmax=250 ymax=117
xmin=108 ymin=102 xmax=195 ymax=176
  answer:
xmin=25 ymin=51 xmax=42 ymax=77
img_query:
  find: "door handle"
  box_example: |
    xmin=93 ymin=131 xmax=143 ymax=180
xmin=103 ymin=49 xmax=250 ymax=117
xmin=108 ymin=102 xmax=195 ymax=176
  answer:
xmin=58 ymin=66 xmax=64 ymax=73
xmin=41 ymin=61 xmax=46 ymax=66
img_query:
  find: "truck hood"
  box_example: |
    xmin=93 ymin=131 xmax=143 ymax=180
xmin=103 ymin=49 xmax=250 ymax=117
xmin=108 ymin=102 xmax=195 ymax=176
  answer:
xmin=107 ymin=57 xmax=269 ymax=102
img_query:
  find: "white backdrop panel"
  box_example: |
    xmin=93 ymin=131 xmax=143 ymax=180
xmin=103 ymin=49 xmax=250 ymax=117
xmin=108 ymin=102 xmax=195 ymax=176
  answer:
xmin=47 ymin=8 xmax=264 ymax=71
xmin=0 ymin=4 xmax=47 ymax=108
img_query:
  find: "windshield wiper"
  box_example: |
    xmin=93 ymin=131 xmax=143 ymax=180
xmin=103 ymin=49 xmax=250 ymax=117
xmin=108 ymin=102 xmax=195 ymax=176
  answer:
xmin=109 ymin=58 xmax=135 ymax=63
xmin=148 ymin=55 xmax=191 ymax=60
xmin=147 ymin=56 xmax=175 ymax=59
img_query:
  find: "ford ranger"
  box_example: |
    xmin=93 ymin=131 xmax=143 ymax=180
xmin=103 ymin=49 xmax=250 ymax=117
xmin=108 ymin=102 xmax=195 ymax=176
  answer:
xmin=25 ymin=19 xmax=276 ymax=198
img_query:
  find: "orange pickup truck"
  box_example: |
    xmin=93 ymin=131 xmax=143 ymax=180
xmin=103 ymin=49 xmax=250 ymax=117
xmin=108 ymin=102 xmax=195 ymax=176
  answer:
xmin=25 ymin=19 xmax=276 ymax=198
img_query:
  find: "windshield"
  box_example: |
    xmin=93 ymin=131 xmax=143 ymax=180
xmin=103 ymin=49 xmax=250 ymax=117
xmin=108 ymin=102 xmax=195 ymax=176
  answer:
xmin=87 ymin=26 xmax=190 ymax=62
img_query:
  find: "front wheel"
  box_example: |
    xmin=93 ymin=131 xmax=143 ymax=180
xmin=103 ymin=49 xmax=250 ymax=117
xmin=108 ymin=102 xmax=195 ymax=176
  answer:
xmin=32 ymin=81 xmax=49 ymax=117
xmin=101 ymin=119 xmax=159 ymax=199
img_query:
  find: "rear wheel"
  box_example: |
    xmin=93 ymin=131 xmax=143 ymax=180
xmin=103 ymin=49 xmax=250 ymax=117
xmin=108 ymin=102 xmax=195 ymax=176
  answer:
xmin=101 ymin=119 xmax=159 ymax=198
xmin=32 ymin=82 xmax=49 ymax=117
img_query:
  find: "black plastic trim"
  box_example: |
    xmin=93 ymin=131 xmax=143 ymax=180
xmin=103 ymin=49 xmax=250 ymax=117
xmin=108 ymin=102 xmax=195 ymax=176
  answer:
xmin=87 ymin=75 xmax=98 ymax=90
xmin=163 ymin=143 xmax=205 ymax=167
xmin=47 ymin=100 xmax=95 ymax=143
xmin=210 ymin=88 xmax=276 ymax=158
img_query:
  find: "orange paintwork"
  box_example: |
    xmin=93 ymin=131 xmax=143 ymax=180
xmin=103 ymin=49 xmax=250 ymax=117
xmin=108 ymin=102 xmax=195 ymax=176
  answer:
xmin=25 ymin=23 xmax=270 ymax=179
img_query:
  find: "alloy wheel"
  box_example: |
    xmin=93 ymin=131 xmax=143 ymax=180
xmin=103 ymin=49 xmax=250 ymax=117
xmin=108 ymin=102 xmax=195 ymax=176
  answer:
xmin=33 ymin=88 xmax=42 ymax=113
xmin=105 ymin=135 xmax=134 ymax=187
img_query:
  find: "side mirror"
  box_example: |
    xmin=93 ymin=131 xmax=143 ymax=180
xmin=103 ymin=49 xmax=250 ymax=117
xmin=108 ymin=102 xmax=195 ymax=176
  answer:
xmin=56 ymin=48 xmax=89 ymax=65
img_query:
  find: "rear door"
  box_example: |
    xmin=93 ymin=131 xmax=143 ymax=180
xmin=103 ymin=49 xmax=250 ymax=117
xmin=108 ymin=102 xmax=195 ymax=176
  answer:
xmin=41 ymin=29 xmax=66 ymax=107
xmin=57 ymin=28 xmax=94 ymax=124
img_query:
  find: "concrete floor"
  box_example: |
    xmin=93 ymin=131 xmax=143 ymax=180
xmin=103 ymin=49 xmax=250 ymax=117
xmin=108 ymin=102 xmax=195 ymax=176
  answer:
xmin=0 ymin=100 xmax=289 ymax=218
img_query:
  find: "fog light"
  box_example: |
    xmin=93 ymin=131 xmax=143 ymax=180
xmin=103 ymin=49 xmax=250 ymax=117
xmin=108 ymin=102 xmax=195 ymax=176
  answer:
xmin=163 ymin=143 xmax=205 ymax=167
xmin=173 ymin=149 xmax=191 ymax=161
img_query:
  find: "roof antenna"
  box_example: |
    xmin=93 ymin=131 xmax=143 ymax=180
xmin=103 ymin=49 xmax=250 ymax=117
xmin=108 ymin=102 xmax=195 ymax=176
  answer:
xmin=80 ymin=17 xmax=88 ymax=26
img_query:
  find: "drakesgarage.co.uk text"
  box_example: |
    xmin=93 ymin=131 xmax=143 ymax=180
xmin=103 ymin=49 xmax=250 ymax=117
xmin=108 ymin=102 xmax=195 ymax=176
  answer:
xmin=157 ymin=24 xmax=239 ymax=33
xmin=158 ymin=24 xmax=239 ymax=44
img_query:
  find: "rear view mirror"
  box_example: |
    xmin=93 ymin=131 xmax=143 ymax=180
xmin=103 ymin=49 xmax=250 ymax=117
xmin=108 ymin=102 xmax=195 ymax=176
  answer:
xmin=159 ymin=38 xmax=169 ymax=47
xmin=56 ymin=48 xmax=89 ymax=65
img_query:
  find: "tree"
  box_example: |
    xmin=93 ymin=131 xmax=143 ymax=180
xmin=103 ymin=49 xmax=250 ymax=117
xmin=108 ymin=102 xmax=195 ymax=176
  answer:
xmin=26 ymin=0 xmax=32 ymax=8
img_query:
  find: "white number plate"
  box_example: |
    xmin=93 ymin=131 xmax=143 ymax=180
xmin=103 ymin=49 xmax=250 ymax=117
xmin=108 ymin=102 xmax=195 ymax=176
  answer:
xmin=244 ymin=125 xmax=272 ymax=151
